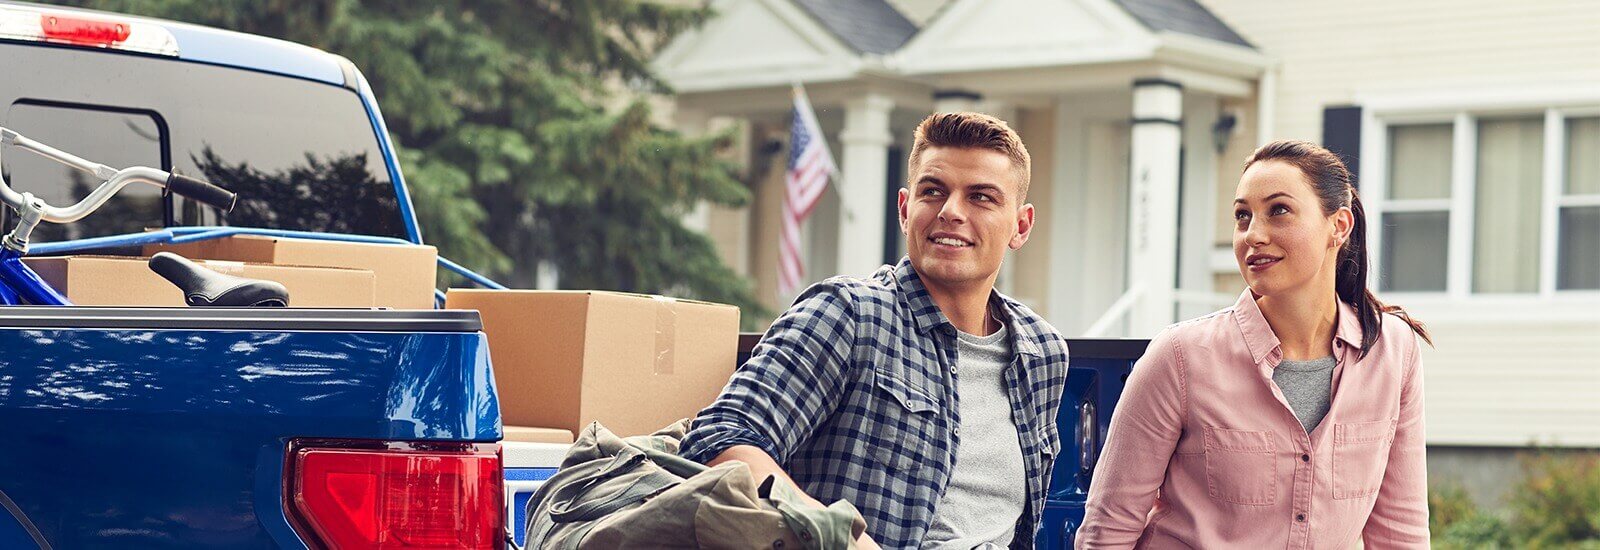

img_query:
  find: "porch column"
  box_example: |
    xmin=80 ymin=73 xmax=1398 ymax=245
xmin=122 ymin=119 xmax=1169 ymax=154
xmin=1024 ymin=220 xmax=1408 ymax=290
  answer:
xmin=836 ymin=93 xmax=895 ymax=277
xmin=675 ymin=107 xmax=712 ymax=234
xmin=1127 ymin=79 xmax=1184 ymax=336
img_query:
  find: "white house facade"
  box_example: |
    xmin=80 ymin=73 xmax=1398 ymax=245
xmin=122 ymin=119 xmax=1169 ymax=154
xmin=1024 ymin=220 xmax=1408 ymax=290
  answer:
xmin=654 ymin=0 xmax=1600 ymax=502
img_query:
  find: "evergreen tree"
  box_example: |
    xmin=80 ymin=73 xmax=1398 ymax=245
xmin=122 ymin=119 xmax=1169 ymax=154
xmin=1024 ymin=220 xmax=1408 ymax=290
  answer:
xmin=58 ymin=0 xmax=765 ymax=317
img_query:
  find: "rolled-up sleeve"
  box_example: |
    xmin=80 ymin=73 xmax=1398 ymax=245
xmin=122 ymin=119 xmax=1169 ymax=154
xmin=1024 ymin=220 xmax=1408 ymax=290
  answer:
xmin=1361 ymin=330 xmax=1430 ymax=548
xmin=680 ymin=282 xmax=857 ymax=466
xmin=1077 ymin=330 xmax=1187 ymax=549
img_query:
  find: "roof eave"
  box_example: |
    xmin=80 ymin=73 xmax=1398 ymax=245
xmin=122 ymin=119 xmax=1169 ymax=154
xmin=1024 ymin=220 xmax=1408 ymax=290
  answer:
xmin=1153 ymin=31 xmax=1274 ymax=78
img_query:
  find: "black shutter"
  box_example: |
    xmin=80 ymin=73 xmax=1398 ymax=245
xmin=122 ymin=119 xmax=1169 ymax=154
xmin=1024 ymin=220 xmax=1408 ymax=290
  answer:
xmin=1322 ymin=105 xmax=1363 ymax=187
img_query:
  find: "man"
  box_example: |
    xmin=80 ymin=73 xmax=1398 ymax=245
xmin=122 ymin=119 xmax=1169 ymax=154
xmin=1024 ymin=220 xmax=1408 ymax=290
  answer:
xmin=680 ymin=112 xmax=1069 ymax=549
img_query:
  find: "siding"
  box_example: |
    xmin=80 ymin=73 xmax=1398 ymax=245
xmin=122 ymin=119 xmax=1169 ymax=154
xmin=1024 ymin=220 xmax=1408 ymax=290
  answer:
xmin=1419 ymin=319 xmax=1600 ymax=446
xmin=1201 ymin=0 xmax=1600 ymax=446
xmin=1199 ymin=0 xmax=1600 ymax=142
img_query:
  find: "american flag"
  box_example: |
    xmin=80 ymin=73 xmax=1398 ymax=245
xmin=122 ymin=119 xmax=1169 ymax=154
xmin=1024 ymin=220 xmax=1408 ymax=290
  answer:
xmin=779 ymin=84 xmax=836 ymax=297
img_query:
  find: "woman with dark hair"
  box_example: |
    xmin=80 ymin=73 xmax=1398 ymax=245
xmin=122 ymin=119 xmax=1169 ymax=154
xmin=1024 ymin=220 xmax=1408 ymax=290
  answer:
xmin=1076 ymin=140 xmax=1433 ymax=548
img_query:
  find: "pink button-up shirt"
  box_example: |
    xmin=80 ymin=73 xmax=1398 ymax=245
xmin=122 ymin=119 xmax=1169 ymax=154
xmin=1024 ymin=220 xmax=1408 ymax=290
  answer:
xmin=1077 ymin=290 xmax=1429 ymax=549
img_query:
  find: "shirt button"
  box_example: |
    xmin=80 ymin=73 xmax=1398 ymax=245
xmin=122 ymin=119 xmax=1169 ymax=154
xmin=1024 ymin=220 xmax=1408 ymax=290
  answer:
xmin=1296 ymin=513 xmax=1306 ymax=522
xmin=1301 ymin=454 xmax=1311 ymax=462
xmin=950 ymin=364 xmax=959 ymax=375
xmin=954 ymin=427 xmax=961 ymax=437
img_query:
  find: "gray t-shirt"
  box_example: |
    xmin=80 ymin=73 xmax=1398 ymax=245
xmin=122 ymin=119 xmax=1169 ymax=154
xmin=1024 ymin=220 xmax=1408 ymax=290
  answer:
xmin=1273 ymin=356 xmax=1336 ymax=434
xmin=921 ymin=327 xmax=1026 ymax=549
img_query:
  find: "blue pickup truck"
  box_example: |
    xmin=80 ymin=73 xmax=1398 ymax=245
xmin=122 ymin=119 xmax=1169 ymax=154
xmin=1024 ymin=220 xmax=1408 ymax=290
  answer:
xmin=0 ymin=3 xmax=507 ymax=548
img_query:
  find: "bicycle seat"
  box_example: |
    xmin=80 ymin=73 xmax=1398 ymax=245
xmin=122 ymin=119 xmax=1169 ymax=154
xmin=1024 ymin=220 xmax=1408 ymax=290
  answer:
xmin=148 ymin=252 xmax=289 ymax=307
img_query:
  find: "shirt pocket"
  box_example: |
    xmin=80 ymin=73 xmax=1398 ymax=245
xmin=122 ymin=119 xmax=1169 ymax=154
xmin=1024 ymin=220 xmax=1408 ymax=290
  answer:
xmin=1203 ymin=426 xmax=1278 ymax=506
xmin=1332 ymin=419 xmax=1397 ymax=500
xmin=867 ymin=369 xmax=940 ymax=472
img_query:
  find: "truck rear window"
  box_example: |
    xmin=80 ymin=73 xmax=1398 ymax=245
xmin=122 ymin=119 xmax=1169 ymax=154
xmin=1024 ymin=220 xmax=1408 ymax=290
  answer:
xmin=0 ymin=42 xmax=407 ymax=241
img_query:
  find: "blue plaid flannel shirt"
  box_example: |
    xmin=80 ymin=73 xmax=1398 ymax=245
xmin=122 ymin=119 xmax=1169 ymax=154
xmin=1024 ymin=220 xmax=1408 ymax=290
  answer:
xmin=680 ymin=257 xmax=1070 ymax=549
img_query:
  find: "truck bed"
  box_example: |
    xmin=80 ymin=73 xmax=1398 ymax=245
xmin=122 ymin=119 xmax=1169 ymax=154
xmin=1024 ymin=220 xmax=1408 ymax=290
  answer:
xmin=0 ymin=307 xmax=500 ymax=548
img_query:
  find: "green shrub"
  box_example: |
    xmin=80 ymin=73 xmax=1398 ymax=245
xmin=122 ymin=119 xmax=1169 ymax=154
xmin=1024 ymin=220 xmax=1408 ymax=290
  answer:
xmin=1430 ymin=482 xmax=1478 ymax=534
xmin=1508 ymin=451 xmax=1600 ymax=546
xmin=1430 ymin=482 xmax=1512 ymax=549
xmin=1434 ymin=512 xmax=1513 ymax=550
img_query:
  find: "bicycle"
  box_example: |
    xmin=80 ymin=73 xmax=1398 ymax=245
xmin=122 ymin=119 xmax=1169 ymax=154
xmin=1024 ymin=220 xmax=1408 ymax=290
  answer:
xmin=0 ymin=125 xmax=266 ymax=306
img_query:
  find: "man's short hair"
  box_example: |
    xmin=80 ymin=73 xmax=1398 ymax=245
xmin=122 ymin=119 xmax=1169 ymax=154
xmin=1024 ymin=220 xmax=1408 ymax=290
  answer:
xmin=907 ymin=112 xmax=1032 ymax=201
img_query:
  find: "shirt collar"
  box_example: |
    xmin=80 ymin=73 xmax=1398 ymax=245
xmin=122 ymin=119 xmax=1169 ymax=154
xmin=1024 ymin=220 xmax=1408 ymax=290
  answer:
xmin=893 ymin=257 xmax=1043 ymax=357
xmin=1232 ymin=288 xmax=1364 ymax=365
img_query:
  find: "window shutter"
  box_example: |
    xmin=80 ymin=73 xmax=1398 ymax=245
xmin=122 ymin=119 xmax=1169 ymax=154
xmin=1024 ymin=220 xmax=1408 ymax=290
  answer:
xmin=1323 ymin=106 xmax=1363 ymax=186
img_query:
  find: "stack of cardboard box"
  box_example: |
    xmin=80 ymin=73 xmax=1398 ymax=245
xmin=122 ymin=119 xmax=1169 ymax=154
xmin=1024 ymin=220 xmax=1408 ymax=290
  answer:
xmin=145 ymin=235 xmax=438 ymax=309
xmin=28 ymin=234 xmax=439 ymax=309
xmin=25 ymin=255 xmax=378 ymax=307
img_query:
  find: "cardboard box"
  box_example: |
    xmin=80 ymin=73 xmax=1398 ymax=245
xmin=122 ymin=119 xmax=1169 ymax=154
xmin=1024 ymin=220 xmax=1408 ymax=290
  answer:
xmin=145 ymin=235 xmax=437 ymax=309
xmin=25 ymin=255 xmax=376 ymax=308
xmin=503 ymin=426 xmax=575 ymax=444
xmin=446 ymin=289 xmax=740 ymax=437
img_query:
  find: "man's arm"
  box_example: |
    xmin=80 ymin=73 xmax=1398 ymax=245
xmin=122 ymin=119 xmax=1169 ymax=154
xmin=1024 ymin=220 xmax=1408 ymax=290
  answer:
xmin=708 ymin=445 xmax=882 ymax=549
xmin=680 ymin=282 xmax=857 ymax=465
xmin=679 ymin=282 xmax=877 ymax=545
xmin=707 ymin=445 xmax=825 ymax=507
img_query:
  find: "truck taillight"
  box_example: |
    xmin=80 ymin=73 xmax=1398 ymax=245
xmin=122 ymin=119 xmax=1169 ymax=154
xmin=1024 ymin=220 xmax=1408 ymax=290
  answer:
xmin=0 ymin=6 xmax=179 ymax=56
xmin=287 ymin=440 xmax=505 ymax=549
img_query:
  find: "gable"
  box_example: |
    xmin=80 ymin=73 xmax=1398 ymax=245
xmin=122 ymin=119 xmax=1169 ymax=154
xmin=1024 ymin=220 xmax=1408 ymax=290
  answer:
xmin=655 ymin=0 xmax=863 ymax=92
xmin=894 ymin=0 xmax=1157 ymax=75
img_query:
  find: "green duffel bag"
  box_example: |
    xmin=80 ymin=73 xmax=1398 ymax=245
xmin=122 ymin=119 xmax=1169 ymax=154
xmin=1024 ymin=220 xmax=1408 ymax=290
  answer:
xmin=523 ymin=420 xmax=866 ymax=550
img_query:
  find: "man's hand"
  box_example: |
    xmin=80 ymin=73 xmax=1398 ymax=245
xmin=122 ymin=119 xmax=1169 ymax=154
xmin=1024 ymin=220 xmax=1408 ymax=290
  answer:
xmin=709 ymin=445 xmax=882 ymax=549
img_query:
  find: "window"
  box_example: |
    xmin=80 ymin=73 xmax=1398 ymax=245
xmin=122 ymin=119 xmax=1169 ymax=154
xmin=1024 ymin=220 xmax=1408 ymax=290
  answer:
xmin=1381 ymin=123 xmax=1452 ymax=292
xmin=1561 ymin=117 xmax=1600 ymax=290
xmin=1374 ymin=109 xmax=1600 ymax=296
xmin=0 ymin=42 xmax=407 ymax=241
xmin=1473 ymin=117 xmax=1543 ymax=293
xmin=1 ymin=103 xmax=165 ymax=242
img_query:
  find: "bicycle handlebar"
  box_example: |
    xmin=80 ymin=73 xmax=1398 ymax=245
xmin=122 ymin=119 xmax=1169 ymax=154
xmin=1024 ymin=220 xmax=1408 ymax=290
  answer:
xmin=166 ymin=172 xmax=237 ymax=211
xmin=0 ymin=126 xmax=237 ymax=225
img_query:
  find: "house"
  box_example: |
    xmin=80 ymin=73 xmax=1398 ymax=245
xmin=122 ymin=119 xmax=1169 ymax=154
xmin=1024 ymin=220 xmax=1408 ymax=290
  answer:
xmin=654 ymin=0 xmax=1600 ymax=506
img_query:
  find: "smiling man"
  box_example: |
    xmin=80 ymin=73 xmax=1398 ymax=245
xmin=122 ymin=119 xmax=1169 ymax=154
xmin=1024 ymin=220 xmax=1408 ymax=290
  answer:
xmin=681 ymin=112 xmax=1070 ymax=549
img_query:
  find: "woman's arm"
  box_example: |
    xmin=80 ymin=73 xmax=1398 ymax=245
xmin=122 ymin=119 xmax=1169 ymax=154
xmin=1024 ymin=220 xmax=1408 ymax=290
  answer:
xmin=1361 ymin=330 xmax=1430 ymax=547
xmin=1076 ymin=331 xmax=1188 ymax=549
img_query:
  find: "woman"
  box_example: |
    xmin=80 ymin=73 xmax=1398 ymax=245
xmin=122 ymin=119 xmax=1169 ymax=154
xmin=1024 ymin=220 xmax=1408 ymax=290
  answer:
xmin=1076 ymin=140 xmax=1432 ymax=548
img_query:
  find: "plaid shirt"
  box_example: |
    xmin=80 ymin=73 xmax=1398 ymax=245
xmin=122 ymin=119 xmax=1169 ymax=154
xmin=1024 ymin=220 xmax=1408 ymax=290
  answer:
xmin=681 ymin=258 xmax=1070 ymax=549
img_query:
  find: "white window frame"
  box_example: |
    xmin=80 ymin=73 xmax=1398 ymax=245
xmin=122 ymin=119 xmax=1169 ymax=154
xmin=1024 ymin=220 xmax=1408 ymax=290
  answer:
xmin=1366 ymin=114 xmax=1459 ymax=295
xmin=1553 ymin=108 xmax=1600 ymax=293
xmin=1360 ymin=87 xmax=1600 ymax=318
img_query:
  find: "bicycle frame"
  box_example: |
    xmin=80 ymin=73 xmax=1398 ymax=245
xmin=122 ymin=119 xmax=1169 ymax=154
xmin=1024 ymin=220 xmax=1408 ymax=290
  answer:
xmin=0 ymin=247 xmax=70 ymax=306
